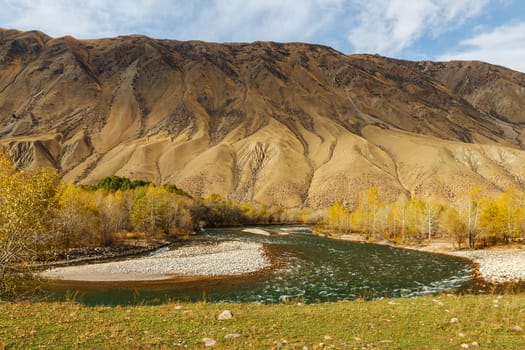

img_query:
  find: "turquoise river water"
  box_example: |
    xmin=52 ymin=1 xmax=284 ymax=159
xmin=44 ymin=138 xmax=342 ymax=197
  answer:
xmin=44 ymin=226 xmax=480 ymax=306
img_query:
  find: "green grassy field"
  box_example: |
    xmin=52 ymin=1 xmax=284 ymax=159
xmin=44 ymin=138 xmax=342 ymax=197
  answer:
xmin=1 ymin=295 xmax=525 ymax=349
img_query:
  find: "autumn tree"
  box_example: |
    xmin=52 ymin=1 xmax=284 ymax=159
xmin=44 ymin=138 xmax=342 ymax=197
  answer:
xmin=327 ymin=201 xmax=352 ymax=233
xmin=0 ymin=151 xmax=59 ymax=299
xmin=131 ymin=186 xmax=169 ymax=237
xmin=352 ymin=186 xmax=381 ymax=235
xmin=422 ymin=201 xmax=443 ymax=240
xmin=440 ymin=207 xmax=467 ymax=249
xmin=130 ymin=186 xmax=195 ymax=237
xmin=54 ymin=183 xmax=101 ymax=248
xmin=456 ymin=186 xmax=482 ymax=248
xmin=479 ymin=189 xmax=524 ymax=245
xmin=94 ymin=190 xmax=130 ymax=245
xmin=402 ymin=197 xmax=424 ymax=241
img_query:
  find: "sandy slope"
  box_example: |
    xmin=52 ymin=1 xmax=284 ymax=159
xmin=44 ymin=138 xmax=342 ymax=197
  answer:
xmin=1 ymin=29 xmax=525 ymax=208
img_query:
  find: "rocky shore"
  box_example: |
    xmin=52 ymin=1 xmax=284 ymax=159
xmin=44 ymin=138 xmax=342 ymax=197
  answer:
xmin=451 ymin=249 xmax=525 ymax=283
xmin=34 ymin=240 xmax=170 ymax=268
xmin=40 ymin=241 xmax=270 ymax=282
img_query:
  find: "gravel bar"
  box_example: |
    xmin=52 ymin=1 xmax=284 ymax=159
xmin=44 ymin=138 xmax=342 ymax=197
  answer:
xmin=452 ymin=249 xmax=525 ymax=283
xmin=40 ymin=241 xmax=270 ymax=282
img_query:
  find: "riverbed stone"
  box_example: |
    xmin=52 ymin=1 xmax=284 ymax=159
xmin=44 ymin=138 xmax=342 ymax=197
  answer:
xmin=203 ymin=337 xmax=217 ymax=347
xmin=224 ymin=333 xmax=241 ymax=339
xmin=40 ymin=240 xmax=270 ymax=282
xmin=451 ymin=250 xmax=525 ymax=283
xmin=218 ymin=310 xmax=233 ymax=320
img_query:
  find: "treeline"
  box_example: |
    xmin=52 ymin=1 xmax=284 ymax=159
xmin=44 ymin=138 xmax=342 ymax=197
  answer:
xmin=323 ymin=186 xmax=525 ymax=249
xmin=39 ymin=177 xmax=301 ymax=251
xmin=79 ymin=175 xmax=190 ymax=197
xmin=0 ymin=152 xmax=302 ymax=298
xmin=0 ymin=150 xmax=303 ymax=257
xmin=52 ymin=182 xmax=300 ymax=250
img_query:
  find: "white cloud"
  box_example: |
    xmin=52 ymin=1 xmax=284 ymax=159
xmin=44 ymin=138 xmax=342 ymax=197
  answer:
xmin=438 ymin=22 xmax=525 ymax=72
xmin=0 ymin=0 xmax=344 ymax=42
xmin=1 ymin=0 xmax=210 ymax=39
xmin=0 ymin=0 xmax=523 ymax=73
xmin=157 ymin=0 xmax=345 ymax=43
xmin=347 ymin=0 xmax=488 ymax=55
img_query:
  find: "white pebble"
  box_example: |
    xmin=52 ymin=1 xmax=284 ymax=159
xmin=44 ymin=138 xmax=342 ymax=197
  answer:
xmin=203 ymin=338 xmax=216 ymax=347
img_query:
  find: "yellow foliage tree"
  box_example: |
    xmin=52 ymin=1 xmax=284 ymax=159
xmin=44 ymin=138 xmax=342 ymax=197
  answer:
xmin=327 ymin=201 xmax=352 ymax=233
xmin=55 ymin=183 xmax=100 ymax=248
xmin=131 ymin=186 xmax=170 ymax=237
xmin=94 ymin=190 xmax=130 ymax=245
xmin=479 ymin=189 xmax=524 ymax=245
xmin=352 ymin=186 xmax=381 ymax=235
xmin=404 ymin=197 xmax=424 ymax=241
xmin=441 ymin=207 xmax=467 ymax=249
xmin=0 ymin=151 xmax=59 ymax=299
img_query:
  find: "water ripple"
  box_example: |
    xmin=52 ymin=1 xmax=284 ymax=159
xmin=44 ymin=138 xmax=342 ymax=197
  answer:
xmin=46 ymin=226 xmax=477 ymax=305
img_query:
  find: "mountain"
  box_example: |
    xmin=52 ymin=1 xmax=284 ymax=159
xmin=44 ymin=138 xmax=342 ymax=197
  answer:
xmin=1 ymin=28 xmax=525 ymax=208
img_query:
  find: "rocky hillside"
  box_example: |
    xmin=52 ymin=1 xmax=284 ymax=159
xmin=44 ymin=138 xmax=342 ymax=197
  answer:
xmin=1 ymin=28 xmax=525 ymax=208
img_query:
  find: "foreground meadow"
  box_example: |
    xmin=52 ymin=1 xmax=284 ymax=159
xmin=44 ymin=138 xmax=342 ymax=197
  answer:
xmin=1 ymin=295 xmax=524 ymax=349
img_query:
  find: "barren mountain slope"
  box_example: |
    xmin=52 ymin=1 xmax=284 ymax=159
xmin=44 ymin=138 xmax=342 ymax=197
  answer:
xmin=1 ymin=28 xmax=524 ymax=208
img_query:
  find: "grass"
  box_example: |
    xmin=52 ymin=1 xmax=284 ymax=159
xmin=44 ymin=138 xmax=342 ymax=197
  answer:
xmin=1 ymin=295 xmax=525 ymax=349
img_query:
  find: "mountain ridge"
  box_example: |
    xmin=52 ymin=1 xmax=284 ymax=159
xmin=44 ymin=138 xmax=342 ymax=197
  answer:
xmin=1 ymin=28 xmax=525 ymax=208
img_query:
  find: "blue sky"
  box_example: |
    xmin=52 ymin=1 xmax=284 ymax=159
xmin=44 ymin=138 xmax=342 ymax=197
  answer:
xmin=1 ymin=0 xmax=524 ymax=72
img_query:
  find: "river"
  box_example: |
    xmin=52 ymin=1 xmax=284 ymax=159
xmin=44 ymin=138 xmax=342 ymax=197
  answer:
xmin=43 ymin=226 xmax=478 ymax=306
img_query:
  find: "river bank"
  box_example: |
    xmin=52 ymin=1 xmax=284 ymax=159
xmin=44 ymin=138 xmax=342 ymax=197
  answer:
xmin=33 ymin=239 xmax=172 ymax=268
xmin=316 ymin=231 xmax=525 ymax=284
xmin=40 ymin=240 xmax=270 ymax=282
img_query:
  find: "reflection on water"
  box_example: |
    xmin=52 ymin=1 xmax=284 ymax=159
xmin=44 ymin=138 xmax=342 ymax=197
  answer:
xmin=44 ymin=226 xmax=477 ymax=305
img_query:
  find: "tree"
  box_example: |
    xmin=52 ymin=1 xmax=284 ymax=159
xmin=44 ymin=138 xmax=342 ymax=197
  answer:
xmin=497 ymin=189 xmax=523 ymax=243
xmin=94 ymin=176 xmax=151 ymax=192
xmin=326 ymin=201 xmax=352 ymax=233
xmin=130 ymin=186 xmax=169 ymax=237
xmin=440 ymin=207 xmax=467 ymax=249
xmin=453 ymin=186 xmax=482 ymax=248
xmin=0 ymin=151 xmax=59 ymax=299
xmin=422 ymin=201 xmax=442 ymax=240
xmin=479 ymin=189 xmax=524 ymax=245
xmin=352 ymin=186 xmax=381 ymax=235
xmin=130 ymin=186 xmax=195 ymax=237
xmin=54 ymin=183 xmax=100 ymax=248
xmin=94 ymin=190 xmax=130 ymax=245
xmin=404 ymin=197 xmax=424 ymax=241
